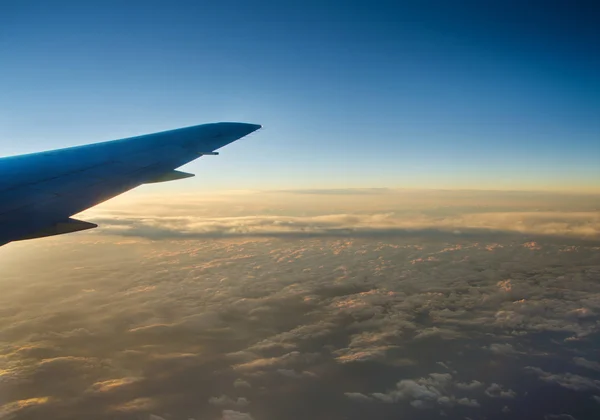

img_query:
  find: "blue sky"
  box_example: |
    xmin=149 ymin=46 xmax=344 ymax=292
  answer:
xmin=1 ymin=0 xmax=599 ymax=191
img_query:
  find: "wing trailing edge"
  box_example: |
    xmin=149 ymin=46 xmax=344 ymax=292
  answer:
xmin=16 ymin=218 xmax=98 ymax=241
xmin=144 ymin=170 xmax=195 ymax=184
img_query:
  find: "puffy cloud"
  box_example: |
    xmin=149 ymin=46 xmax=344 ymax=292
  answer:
xmin=455 ymin=381 xmax=484 ymax=391
xmin=233 ymin=351 xmax=319 ymax=372
xmin=525 ymin=367 xmax=600 ymax=391
xmin=0 ymin=397 xmax=50 ymax=419
xmin=87 ymin=377 xmax=140 ymax=393
xmin=234 ymin=378 xmax=251 ymax=389
xmin=487 ymin=343 xmax=518 ymax=355
xmin=484 ymin=383 xmax=517 ymax=398
xmin=365 ymin=372 xmax=486 ymax=412
xmin=209 ymin=395 xmax=250 ymax=408
xmin=111 ymin=397 xmax=155 ymax=412
xmin=369 ymin=373 xmax=451 ymax=405
xmin=396 ymin=375 xmax=450 ymax=401
xmin=457 ymin=398 xmax=480 ymax=407
xmin=334 ymin=345 xmax=395 ymax=363
xmin=276 ymin=369 xmax=316 ymax=379
xmin=413 ymin=327 xmax=462 ymax=341
xmin=573 ymin=357 xmax=600 ymax=372
xmin=344 ymin=392 xmax=374 ymax=402
xmin=410 ymin=399 xmax=430 ymax=409
xmin=222 ymin=410 xmax=254 ymax=420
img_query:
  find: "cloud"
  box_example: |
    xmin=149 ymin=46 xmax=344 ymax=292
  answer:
xmin=222 ymin=410 xmax=254 ymax=420
xmin=525 ymin=367 xmax=600 ymax=391
xmin=233 ymin=351 xmax=319 ymax=372
xmin=110 ymin=397 xmax=155 ymax=412
xmin=81 ymin=190 xmax=600 ymax=242
xmin=234 ymin=378 xmax=251 ymax=388
xmin=573 ymin=357 xmax=600 ymax=372
xmin=0 ymin=397 xmax=50 ymax=419
xmin=87 ymin=377 xmax=140 ymax=393
xmin=344 ymin=392 xmax=374 ymax=402
xmin=413 ymin=327 xmax=463 ymax=341
xmin=487 ymin=343 xmax=518 ymax=355
xmin=455 ymin=381 xmax=484 ymax=391
xmin=457 ymin=398 xmax=481 ymax=407
xmin=270 ymin=188 xmax=391 ymax=195
xmin=87 ymin=211 xmax=600 ymax=242
xmin=410 ymin=399 xmax=430 ymax=409
xmin=209 ymin=395 xmax=250 ymax=408
xmin=276 ymin=369 xmax=316 ymax=379
xmin=365 ymin=372 xmax=488 ymax=411
xmin=371 ymin=373 xmax=448 ymax=404
xmin=484 ymin=383 xmax=517 ymax=398
xmin=334 ymin=345 xmax=395 ymax=363
xmin=2 ymin=206 xmax=600 ymax=420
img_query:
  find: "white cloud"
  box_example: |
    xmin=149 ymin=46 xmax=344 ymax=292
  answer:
xmin=367 ymin=373 xmax=463 ymax=408
xmin=457 ymin=398 xmax=481 ymax=407
xmin=276 ymin=369 xmax=316 ymax=379
xmin=484 ymin=383 xmax=517 ymax=398
xmin=410 ymin=399 xmax=429 ymax=409
xmin=487 ymin=343 xmax=518 ymax=355
xmin=413 ymin=327 xmax=462 ymax=341
xmin=209 ymin=395 xmax=250 ymax=408
xmin=234 ymin=378 xmax=251 ymax=389
xmin=525 ymin=367 xmax=600 ymax=391
xmin=222 ymin=410 xmax=254 ymax=420
xmin=455 ymin=381 xmax=484 ymax=391
xmin=573 ymin=357 xmax=600 ymax=372
xmin=344 ymin=392 xmax=373 ymax=402
xmin=233 ymin=351 xmax=319 ymax=372
xmin=84 ymin=189 xmax=600 ymax=241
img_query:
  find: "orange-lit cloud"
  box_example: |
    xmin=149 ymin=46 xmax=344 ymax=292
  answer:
xmin=77 ymin=190 xmax=600 ymax=242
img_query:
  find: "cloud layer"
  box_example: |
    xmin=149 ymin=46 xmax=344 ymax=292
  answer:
xmin=81 ymin=189 xmax=600 ymax=242
xmin=1 ymin=189 xmax=599 ymax=419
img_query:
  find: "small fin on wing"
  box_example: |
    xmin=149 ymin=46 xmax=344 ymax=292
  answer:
xmin=17 ymin=218 xmax=98 ymax=241
xmin=145 ymin=170 xmax=195 ymax=184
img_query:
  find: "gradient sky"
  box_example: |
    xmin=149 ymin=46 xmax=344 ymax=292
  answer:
xmin=1 ymin=0 xmax=599 ymax=191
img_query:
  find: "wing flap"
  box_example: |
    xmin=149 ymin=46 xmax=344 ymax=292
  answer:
xmin=16 ymin=218 xmax=98 ymax=241
xmin=144 ymin=170 xmax=195 ymax=184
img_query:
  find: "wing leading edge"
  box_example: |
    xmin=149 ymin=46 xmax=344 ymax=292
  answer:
xmin=0 ymin=122 xmax=261 ymax=245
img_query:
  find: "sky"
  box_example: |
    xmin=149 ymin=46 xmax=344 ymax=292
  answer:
xmin=1 ymin=4 xmax=600 ymax=419
xmin=1 ymin=0 xmax=599 ymax=191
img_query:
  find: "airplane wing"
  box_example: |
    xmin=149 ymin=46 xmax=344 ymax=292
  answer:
xmin=0 ymin=122 xmax=261 ymax=246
